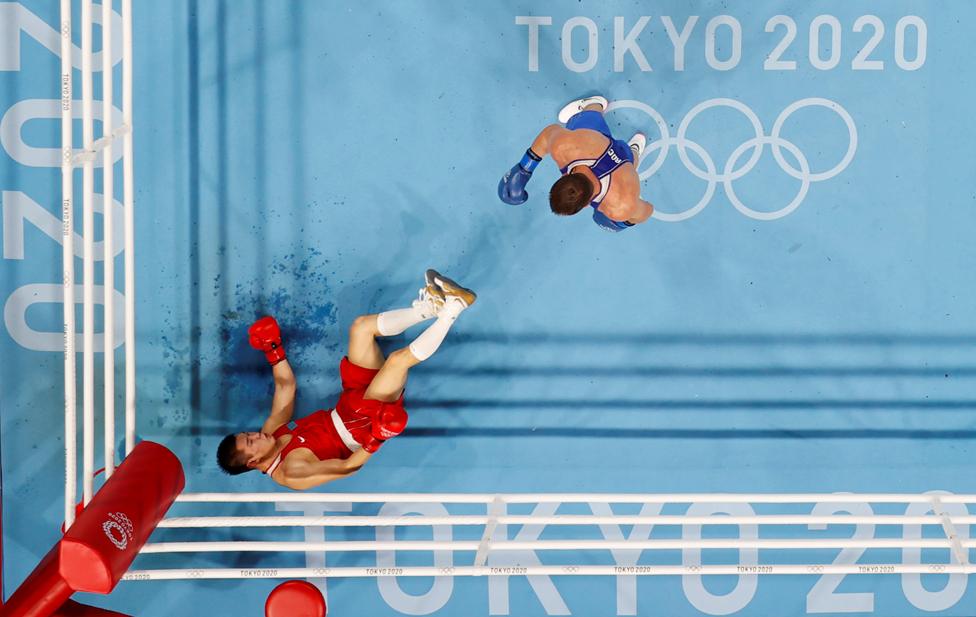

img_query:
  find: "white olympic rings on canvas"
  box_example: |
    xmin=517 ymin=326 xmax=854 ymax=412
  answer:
xmin=605 ymin=97 xmax=857 ymax=222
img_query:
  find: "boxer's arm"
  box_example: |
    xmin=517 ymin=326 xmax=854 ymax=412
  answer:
xmin=276 ymin=449 xmax=372 ymax=491
xmin=626 ymin=199 xmax=654 ymax=224
xmin=601 ymin=187 xmax=654 ymax=225
xmin=499 ymin=124 xmax=568 ymax=206
xmin=261 ymin=359 xmax=297 ymax=434
xmin=529 ymin=124 xmax=567 ymax=158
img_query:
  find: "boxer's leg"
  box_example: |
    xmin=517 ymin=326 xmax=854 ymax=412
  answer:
xmin=347 ymin=314 xmax=386 ymax=370
xmin=349 ymin=286 xmax=445 ymax=370
xmin=375 ymin=286 xmax=444 ymax=336
xmin=364 ymin=295 xmax=470 ymax=402
xmin=361 ymin=347 xmax=413 ymax=403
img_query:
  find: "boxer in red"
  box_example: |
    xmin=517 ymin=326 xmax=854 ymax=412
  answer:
xmin=216 ymin=269 xmax=476 ymax=490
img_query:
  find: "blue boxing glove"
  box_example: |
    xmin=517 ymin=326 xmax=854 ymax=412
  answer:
xmin=498 ymin=149 xmax=542 ymax=205
xmin=592 ymin=209 xmax=635 ymax=232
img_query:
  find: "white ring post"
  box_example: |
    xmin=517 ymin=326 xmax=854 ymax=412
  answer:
xmin=102 ymin=0 xmax=116 ymax=479
xmin=80 ymin=0 xmax=95 ymax=506
xmin=61 ymin=0 xmax=77 ymax=529
xmin=122 ymin=0 xmax=136 ymax=457
xmin=931 ymin=495 xmax=969 ymax=566
xmin=474 ymin=495 xmax=503 ymax=567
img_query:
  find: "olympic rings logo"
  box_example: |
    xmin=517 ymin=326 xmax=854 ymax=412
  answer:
xmin=605 ymin=97 xmax=858 ymax=222
xmin=102 ymin=521 xmax=127 ymax=550
xmin=102 ymin=511 xmax=134 ymax=551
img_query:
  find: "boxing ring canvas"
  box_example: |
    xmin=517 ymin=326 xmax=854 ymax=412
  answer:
xmin=2 ymin=0 xmax=975 ymax=615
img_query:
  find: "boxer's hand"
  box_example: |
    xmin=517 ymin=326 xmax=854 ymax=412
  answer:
xmin=361 ymin=434 xmax=384 ymax=454
xmin=248 ymin=316 xmax=287 ymax=365
xmin=361 ymin=405 xmax=408 ymax=453
xmin=498 ymin=164 xmax=532 ymax=205
xmin=498 ymin=149 xmax=540 ymax=205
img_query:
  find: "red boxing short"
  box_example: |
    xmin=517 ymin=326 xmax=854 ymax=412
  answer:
xmin=335 ymin=357 xmax=408 ymax=446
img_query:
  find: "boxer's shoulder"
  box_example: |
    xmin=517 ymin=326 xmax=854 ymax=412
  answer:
xmin=551 ymin=129 xmax=609 ymax=166
xmin=274 ymin=447 xmax=314 ymax=481
xmin=598 ymin=186 xmax=641 ymax=220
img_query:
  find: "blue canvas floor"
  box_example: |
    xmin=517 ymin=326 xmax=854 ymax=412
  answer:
xmin=3 ymin=0 xmax=976 ymax=615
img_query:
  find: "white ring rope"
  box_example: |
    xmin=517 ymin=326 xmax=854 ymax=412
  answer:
xmin=174 ymin=492 xmax=976 ymax=504
xmin=63 ymin=0 xmax=136 ymax=521
xmin=128 ymin=493 xmax=976 ymax=581
xmin=140 ymin=538 xmax=976 ymax=554
xmin=156 ymin=514 xmax=976 ymax=528
xmin=124 ymin=564 xmax=976 ymax=582
xmin=60 ymin=0 xmax=77 ymax=532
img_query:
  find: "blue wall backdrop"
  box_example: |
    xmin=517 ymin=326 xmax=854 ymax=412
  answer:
xmin=2 ymin=0 xmax=976 ymax=614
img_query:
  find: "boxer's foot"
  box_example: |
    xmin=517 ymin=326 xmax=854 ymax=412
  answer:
xmin=629 ymin=132 xmax=647 ymax=160
xmin=426 ymin=269 xmax=477 ymax=309
xmin=412 ymin=285 xmax=444 ymax=320
xmin=557 ymin=95 xmax=609 ymax=124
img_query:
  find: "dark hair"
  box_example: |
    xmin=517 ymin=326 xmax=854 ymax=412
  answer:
xmin=549 ymin=173 xmax=593 ymax=216
xmin=216 ymin=433 xmax=252 ymax=475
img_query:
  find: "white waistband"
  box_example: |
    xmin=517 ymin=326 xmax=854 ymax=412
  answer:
xmin=331 ymin=409 xmax=362 ymax=453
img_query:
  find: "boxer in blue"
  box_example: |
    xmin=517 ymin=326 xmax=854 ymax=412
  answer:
xmin=498 ymin=95 xmax=654 ymax=232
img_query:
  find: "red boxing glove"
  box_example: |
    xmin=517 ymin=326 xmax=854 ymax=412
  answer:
xmin=248 ymin=316 xmax=286 ymax=365
xmin=361 ymin=434 xmax=384 ymax=454
xmin=360 ymin=404 xmax=408 ymax=453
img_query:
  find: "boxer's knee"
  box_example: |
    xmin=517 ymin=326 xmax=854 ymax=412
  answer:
xmin=350 ymin=314 xmax=375 ymax=339
xmin=388 ymin=346 xmax=417 ymax=367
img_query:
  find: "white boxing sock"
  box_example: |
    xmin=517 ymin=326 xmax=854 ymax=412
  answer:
xmin=376 ymin=307 xmax=428 ymax=336
xmin=408 ymin=303 xmax=463 ymax=361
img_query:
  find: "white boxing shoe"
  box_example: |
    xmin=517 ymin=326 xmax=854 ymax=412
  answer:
xmin=628 ymin=132 xmax=647 ymax=161
xmin=425 ymin=269 xmax=477 ymax=310
xmin=557 ymin=95 xmax=609 ymax=124
xmin=412 ymin=284 xmax=445 ymax=320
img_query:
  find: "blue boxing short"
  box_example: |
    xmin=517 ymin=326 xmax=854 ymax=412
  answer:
xmin=565 ymin=110 xmax=635 ymax=164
